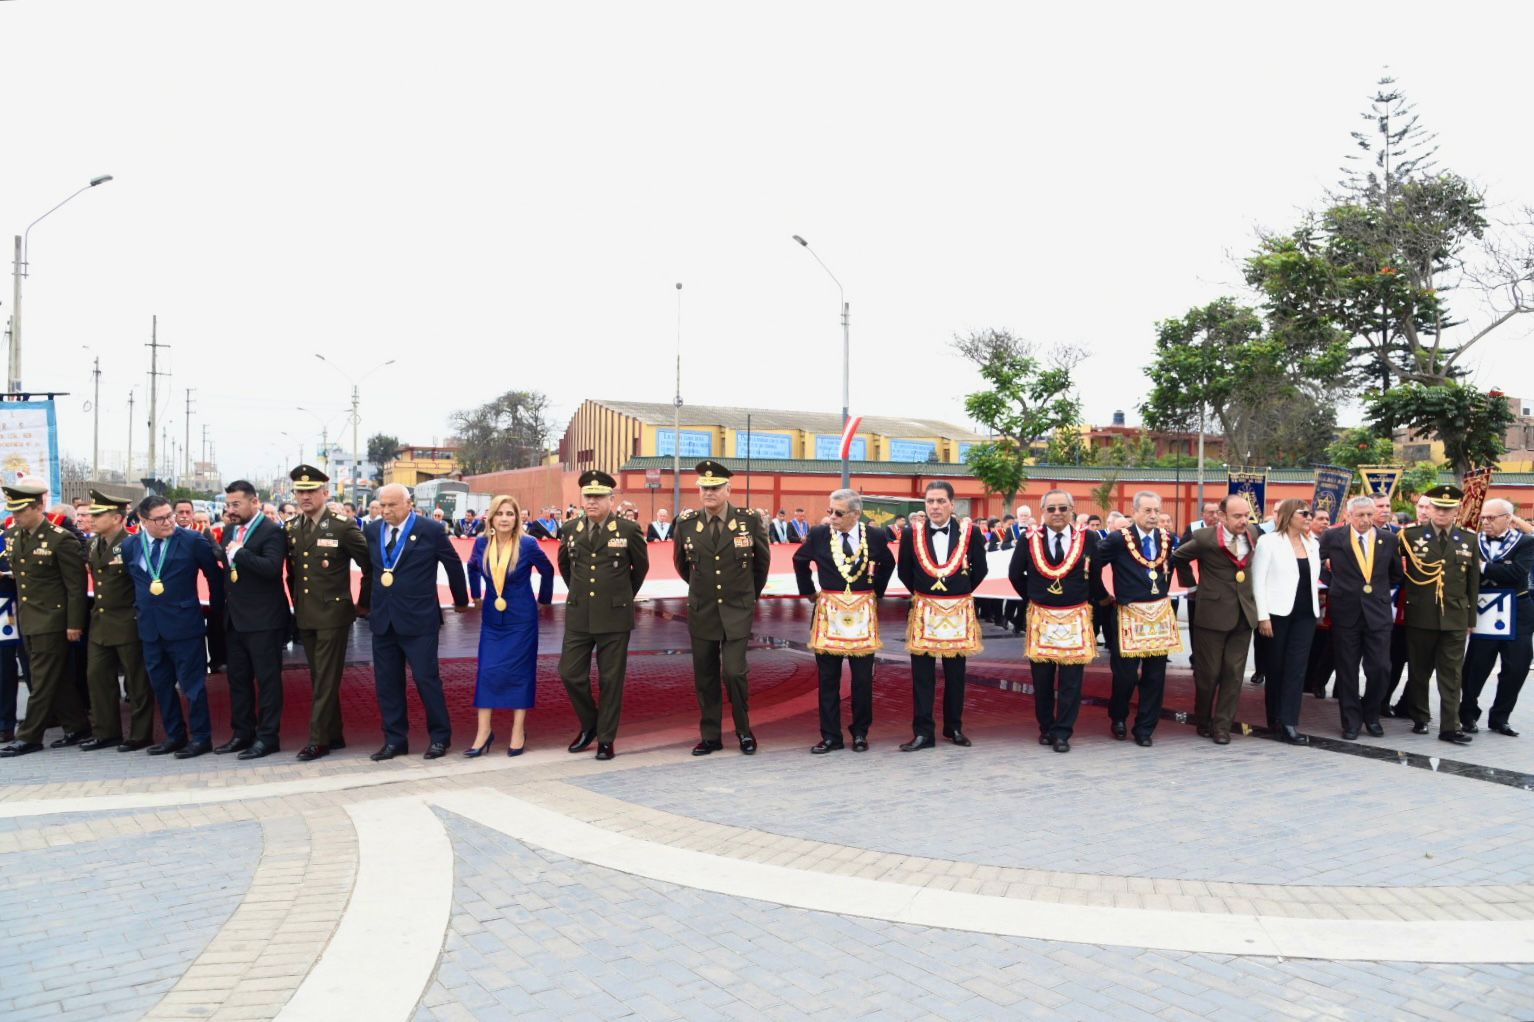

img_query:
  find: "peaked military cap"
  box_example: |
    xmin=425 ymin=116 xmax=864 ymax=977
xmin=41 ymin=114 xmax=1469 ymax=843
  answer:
xmin=2 ymin=479 xmax=47 ymax=512
xmin=1423 ymin=484 xmax=1464 ymax=508
xmin=579 ymin=469 xmax=616 ymax=496
xmin=695 ymin=460 xmax=732 ymax=488
xmin=87 ymin=488 xmax=135 ymax=515
xmin=290 ymin=464 xmax=330 ymax=491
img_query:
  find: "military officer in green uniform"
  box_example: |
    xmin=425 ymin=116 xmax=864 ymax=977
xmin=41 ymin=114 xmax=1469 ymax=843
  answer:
xmin=557 ymin=469 xmax=649 ymax=761
xmin=83 ymin=489 xmax=157 ymax=751
xmin=0 ymin=480 xmax=91 ymax=757
xmin=285 ymin=464 xmax=372 ymax=761
xmin=673 ymin=461 xmax=770 ymax=755
xmin=1400 ymin=484 xmax=1480 ymax=745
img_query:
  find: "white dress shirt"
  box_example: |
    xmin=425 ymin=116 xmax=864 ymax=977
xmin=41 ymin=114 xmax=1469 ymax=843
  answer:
xmin=929 ymin=520 xmax=951 ymax=561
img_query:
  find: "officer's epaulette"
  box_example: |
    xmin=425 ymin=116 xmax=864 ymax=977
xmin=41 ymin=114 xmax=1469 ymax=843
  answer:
xmin=678 ymin=509 xmax=697 ymax=520
xmin=48 ymin=523 xmax=67 ymax=535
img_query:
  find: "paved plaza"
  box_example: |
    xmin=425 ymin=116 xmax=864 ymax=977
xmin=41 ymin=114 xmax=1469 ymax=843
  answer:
xmin=3 ymin=602 xmax=1533 ymax=1021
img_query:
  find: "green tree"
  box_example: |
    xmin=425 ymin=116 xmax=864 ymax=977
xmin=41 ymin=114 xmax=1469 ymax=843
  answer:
xmin=1323 ymin=427 xmax=1395 ymax=471
xmin=1040 ymin=426 xmax=1086 ymax=466
xmin=1367 ymin=383 xmax=1513 ymax=478
xmin=448 ymin=390 xmax=554 ymax=475
xmin=366 ymin=433 xmax=401 ymax=467
xmin=953 ymin=330 xmax=1083 ymax=508
xmin=1396 ymin=461 xmax=1443 ymax=505
xmin=1142 ymin=298 xmax=1347 ymax=468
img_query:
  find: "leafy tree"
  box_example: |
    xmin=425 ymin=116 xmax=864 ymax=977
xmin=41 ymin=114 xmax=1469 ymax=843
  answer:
xmin=448 ymin=390 xmax=554 ymax=475
xmin=953 ymin=330 xmax=1083 ymax=507
xmin=1323 ymin=427 xmax=1395 ymax=471
xmin=1367 ymin=382 xmax=1513 ymax=478
xmin=1089 ymin=471 xmax=1119 ymax=518
xmin=1040 ymin=426 xmax=1086 ymax=466
xmin=1142 ymin=299 xmax=1346 ymax=468
xmin=1396 ymin=461 xmax=1443 ymax=504
xmin=366 ymin=433 xmax=401 ymax=467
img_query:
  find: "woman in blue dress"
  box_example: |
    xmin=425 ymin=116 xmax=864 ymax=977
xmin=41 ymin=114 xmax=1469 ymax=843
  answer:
xmin=466 ymin=496 xmax=554 ymax=757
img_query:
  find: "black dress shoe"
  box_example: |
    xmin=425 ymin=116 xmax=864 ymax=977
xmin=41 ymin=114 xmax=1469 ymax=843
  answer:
xmin=738 ymin=733 xmax=757 ymax=755
xmin=1280 ymin=726 xmax=1309 ymax=746
xmin=174 ymin=740 xmax=212 ymax=760
xmin=1491 ymin=724 xmax=1520 ymax=737
xmin=1111 ymin=721 xmax=1127 ymax=741
xmin=117 ymin=739 xmax=150 ymax=752
xmin=810 ymin=739 xmax=844 ymax=755
xmin=1438 ymin=731 xmax=1472 ymax=745
xmin=330 ymin=737 xmax=347 ymax=750
xmin=1038 ymin=734 xmax=1052 ymax=746
xmin=370 ymin=744 xmax=408 ymax=761
xmin=1411 ymin=721 xmax=1430 ymax=735
xmin=567 ymin=730 xmax=596 ymax=754
xmin=1249 ymin=673 xmax=1265 ymax=687
xmin=214 ymin=737 xmax=252 ymax=755
xmin=1462 ymin=721 xmax=1480 ymax=734
xmin=49 ymin=729 xmax=91 ymax=748
xmin=1053 ymin=737 xmax=1071 ymax=753
xmin=0 ymin=741 xmax=43 ymax=758
xmin=947 ymin=731 xmax=972 ymax=748
xmin=237 ymin=741 xmax=277 ymax=760
xmin=691 ymin=739 xmax=724 ymax=756
xmin=851 ymin=736 xmax=868 ymax=753
xmin=0 ymin=730 xmax=13 ymax=742
xmin=1365 ymin=722 xmax=1384 ymax=738
xmin=296 ymin=744 xmax=330 ymax=761
xmin=1134 ymin=735 xmax=1153 ymax=748
xmin=1196 ymin=724 xmax=1211 ymax=738
xmin=594 ymin=743 xmax=615 ymax=761
xmin=424 ymin=742 xmax=449 ymax=760
xmin=148 ymin=739 xmax=187 ymax=756
xmin=80 ymin=736 xmax=122 ymax=751
xmin=899 ymin=735 xmax=935 ymax=752
xmin=1340 ymin=729 xmax=1358 ymax=741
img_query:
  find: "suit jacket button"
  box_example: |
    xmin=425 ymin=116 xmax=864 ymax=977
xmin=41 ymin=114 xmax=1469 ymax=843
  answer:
xmin=589 ymin=591 xmax=595 ymax=596
xmin=717 ymin=598 xmax=723 ymax=603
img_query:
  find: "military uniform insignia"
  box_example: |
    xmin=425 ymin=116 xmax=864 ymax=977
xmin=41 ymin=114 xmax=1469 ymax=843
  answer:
xmin=608 ymin=519 xmax=617 ymax=532
xmin=577 ymin=521 xmax=585 ymax=533
xmin=728 ymin=519 xmax=738 ymax=531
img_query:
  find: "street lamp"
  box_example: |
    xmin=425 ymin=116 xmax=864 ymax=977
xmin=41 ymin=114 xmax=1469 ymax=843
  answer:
xmin=792 ymin=234 xmax=851 ymax=488
xmin=314 ymin=355 xmax=396 ymax=499
xmin=9 ymin=174 xmax=113 ymax=393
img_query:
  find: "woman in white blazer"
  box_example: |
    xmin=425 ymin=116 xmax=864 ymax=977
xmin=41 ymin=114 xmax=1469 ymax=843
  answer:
xmin=1252 ymin=498 xmax=1321 ymax=744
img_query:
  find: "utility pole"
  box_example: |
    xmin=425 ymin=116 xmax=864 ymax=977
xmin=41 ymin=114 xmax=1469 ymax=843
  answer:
xmin=161 ymin=425 xmax=169 ymax=479
xmin=183 ymin=388 xmax=195 ymax=488
xmin=201 ymin=423 xmax=209 ymax=489
xmin=146 ymin=316 xmax=168 ymax=487
xmin=126 ymin=388 xmax=135 ymax=483
xmin=90 ymin=355 xmax=101 ymax=480
xmin=347 ymin=384 xmax=360 ymax=501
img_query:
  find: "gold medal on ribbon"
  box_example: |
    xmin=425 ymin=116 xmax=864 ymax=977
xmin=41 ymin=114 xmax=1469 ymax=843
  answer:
xmin=1363 ymin=584 xmax=1373 ymax=594
xmin=380 ymin=570 xmax=394 ymax=587
xmin=230 ymin=569 xmax=239 ymax=583
xmin=149 ymin=579 xmax=165 ymax=596
xmin=495 ymin=597 xmax=508 ymax=611
xmin=1235 ymin=570 xmax=1246 ymax=584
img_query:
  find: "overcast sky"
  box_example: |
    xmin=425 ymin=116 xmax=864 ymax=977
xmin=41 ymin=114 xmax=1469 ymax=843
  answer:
xmin=5 ymin=0 xmax=1532 ymax=482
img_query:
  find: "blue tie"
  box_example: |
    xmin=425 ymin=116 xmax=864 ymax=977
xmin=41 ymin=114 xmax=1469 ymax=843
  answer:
xmin=1141 ymin=532 xmax=1154 ymax=559
xmin=151 ymin=538 xmax=164 ymax=562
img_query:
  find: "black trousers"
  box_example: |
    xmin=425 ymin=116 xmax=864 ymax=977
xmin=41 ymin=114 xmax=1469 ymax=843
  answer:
xmin=1331 ymin=616 xmax=1391 ymax=732
xmin=1462 ymin=596 xmax=1533 ymax=729
xmin=1031 ymin=660 xmax=1083 ymax=740
xmin=1383 ymin=623 xmax=1409 ymax=708
xmin=226 ymin=626 xmax=286 ymax=745
xmin=692 ymin=635 xmax=751 ymax=741
xmin=911 ymin=654 xmax=965 ymax=740
xmin=1304 ymin=627 xmax=1335 ymax=696
xmin=371 ymin=626 xmax=451 ymax=748
xmin=1263 ymin=612 xmax=1316 ymax=730
xmin=816 ymin=652 xmax=873 ymax=741
xmin=0 ymin=645 xmax=18 ymax=733
xmin=1109 ymin=654 xmax=1166 ymax=739
xmin=1251 ymin=631 xmax=1272 ymax=680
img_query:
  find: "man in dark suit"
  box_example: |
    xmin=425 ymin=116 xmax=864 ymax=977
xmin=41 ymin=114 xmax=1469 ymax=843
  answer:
xmin=674 ymin=462 xmax=771 ymax=756
xmin=768 ymin=509 xmax=794 ymax=544
xmin=121 ymin=494 xmax=226 ymax=759
xmin=558 ymin=471 xmax=649 ymax=760
xmin=1093 ymin=490 xmax=1177 ymax=747
xmin=1180 ymin=501 xmax=1219 ymax=677
xmin=794 ymin=488 xmax=895 ymax=753
xmin=1461 ymin=499 xmax=1534 ymax=736
xmin=1173 ymin=494 xmax=1262 ymax=745
xmin=526 ymin=508 xmax=560 ymax=540
xmin=789 ymin=508 xmax=811 ymax=543
xmin=645 ymin=508 xmax=674 ymax=542
xmin=1008 ymin=489 xmax=1099 ymax=752
xmin=896 ymin=480 xmax=989 ymax=751
xmin=456 ymin=509 xmax=484 ymax=538
xmin=1400 ymin=485 xmax=1480 ymax=745
xmin=1318 ymin=495 xmax=1404 ymax=739
xmin=365 ymin=483 xmax=470 ymax=760
xmin=216 ymin=480 xmax=290 ymax=760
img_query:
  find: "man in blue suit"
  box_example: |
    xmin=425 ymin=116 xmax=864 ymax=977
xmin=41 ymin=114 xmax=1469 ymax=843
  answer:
xmin=365 ymin=483 xmax=470 ymax=760
xmin=122 ymin=494 xmax=226 ymax=758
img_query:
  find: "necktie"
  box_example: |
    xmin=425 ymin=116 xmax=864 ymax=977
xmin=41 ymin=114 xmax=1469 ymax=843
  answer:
xmin=237 ymin=524 xmax=248 ymax=544
xmin=710 ymin=516 xmax=722 ymax=540
xmin=151 ymin=538 xmax=164 ymax=562
xmin=1141 ymin=532 xmax=1154 ymax=559
xmin=1052 ymin=531 xmax=1064 ymax=564
xmin=842 ymin=532 xmax=855 ymax=558
xmin=387 ymin=526 xmax=400 ymax=559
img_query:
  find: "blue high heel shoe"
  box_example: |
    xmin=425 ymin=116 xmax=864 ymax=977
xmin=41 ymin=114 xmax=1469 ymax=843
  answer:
xmin=507 ymin=733 xmax=527 ymax=758
xmin=463 ymin=732 xmax=495 ymax=758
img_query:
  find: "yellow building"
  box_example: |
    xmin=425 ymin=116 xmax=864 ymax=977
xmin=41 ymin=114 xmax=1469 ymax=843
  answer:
xmin=382 ymin=443 xmax=461 ymax=487
xmin=558 ymin=399 xmax=986 ymax=476
xmin=1394 ymin=394 xmax=1534 ymax=472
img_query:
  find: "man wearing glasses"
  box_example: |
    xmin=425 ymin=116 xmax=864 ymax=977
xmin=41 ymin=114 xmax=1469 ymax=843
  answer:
xmin=121 ymin=494 xmax=226 ymax=758
xmin=1460 ymin=499 xmax=1534 ymax=737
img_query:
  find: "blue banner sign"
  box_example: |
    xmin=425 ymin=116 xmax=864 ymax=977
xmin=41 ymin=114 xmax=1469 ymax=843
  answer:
xmin=656 ymin=429 xmax=713 ymax=458
xmin=814 ymin=434 xmax=867 ymax=460
xmin=734 ymin=431 xmax=793 ymax=459
xmin=889 ymin=439 xmax=938 ymax=463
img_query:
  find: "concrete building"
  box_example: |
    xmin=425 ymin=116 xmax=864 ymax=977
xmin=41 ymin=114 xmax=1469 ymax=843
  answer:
xmin=557 ymin=399 xmax=987 ymax=477
xmin=382 ymin=443 xmax=460 ymax=487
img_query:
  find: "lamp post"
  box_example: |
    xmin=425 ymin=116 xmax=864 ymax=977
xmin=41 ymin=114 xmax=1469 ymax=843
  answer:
xmin=10 ymin=175 xmax=113 ymax=394
xmin=313 ymin=355 xmax=395 ymax=500
xmin=792 ymin=235 xmax=851 ymax=488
